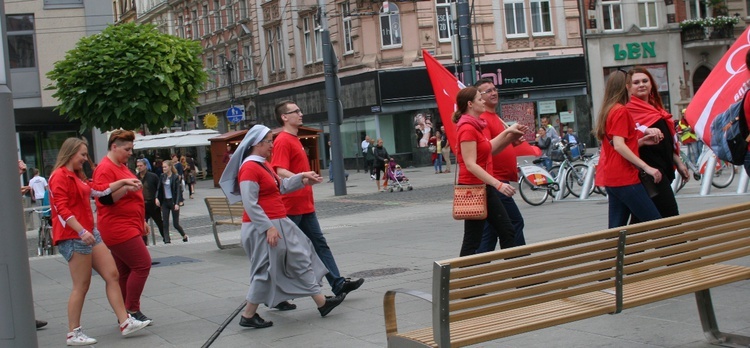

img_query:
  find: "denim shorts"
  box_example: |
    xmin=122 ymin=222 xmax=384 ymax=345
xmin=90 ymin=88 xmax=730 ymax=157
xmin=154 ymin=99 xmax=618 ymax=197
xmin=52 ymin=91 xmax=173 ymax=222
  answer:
xmin=58 ymin=229 xmax=103 ymax=261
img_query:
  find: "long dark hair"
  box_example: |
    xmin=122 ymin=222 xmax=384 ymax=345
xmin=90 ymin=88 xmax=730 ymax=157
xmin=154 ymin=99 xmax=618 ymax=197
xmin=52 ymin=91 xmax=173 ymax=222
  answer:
xmin=452 ymin=87 xmax=478 ymax=123
xmin=594 ymin=71 xmax=629 ymax=141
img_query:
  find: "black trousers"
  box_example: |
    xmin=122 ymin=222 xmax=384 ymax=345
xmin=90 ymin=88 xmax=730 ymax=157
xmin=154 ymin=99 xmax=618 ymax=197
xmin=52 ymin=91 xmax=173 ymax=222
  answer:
xmin=145 ymin=200 xmax=166 ymax=243
xmin=629 ymin=178 xmax=679 ymax=224
xmin=460 ymin=185 xmax=516 ymax=256
xmin=161 ymin=198 xmax=186 ymax=242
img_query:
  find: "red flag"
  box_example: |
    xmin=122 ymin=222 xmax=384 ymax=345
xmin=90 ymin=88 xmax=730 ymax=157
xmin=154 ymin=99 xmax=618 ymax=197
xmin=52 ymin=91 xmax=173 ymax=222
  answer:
xmin=423 ymin=50 xmax=464 ymax=147
xmin=422 ymin=50 xmax=541 ymax=157
xmin=685 ymin=26 xmax=750 ymax=145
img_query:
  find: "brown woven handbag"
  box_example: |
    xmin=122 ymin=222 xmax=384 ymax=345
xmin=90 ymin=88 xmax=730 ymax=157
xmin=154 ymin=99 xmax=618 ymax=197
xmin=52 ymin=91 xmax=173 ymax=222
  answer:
xmin=451 ymin=162 xmax=487 ymax=220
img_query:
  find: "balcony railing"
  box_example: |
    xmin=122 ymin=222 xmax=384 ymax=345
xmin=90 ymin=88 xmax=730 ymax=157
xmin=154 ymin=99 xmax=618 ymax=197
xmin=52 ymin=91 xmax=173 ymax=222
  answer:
xmin=681 ymin=24 xmax=734 ymax=43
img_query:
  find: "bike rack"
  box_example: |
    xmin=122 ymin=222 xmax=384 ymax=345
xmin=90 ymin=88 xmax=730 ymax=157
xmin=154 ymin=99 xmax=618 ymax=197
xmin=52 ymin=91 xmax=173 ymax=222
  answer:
xmin=737 ymin=167 xmax=749 ymax=194
xmin=579 ymin=161 xmax=597 ymax=200
xmin=554 ymin=166 xmax=569 ymax=201
xmin=699 ymin=155 xmax=717 ymax=196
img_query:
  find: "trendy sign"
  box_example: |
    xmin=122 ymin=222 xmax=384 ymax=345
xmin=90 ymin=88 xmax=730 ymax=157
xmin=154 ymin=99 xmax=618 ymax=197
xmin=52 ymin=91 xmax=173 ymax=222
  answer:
xmin=685 ymin=26 xmax=750 ymax=144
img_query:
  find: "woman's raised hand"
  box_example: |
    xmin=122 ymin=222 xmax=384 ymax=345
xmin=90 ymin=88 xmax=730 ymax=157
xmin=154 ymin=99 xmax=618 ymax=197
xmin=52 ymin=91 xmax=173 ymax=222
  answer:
xmin=302 ymin=171 xmax=323 ymax=186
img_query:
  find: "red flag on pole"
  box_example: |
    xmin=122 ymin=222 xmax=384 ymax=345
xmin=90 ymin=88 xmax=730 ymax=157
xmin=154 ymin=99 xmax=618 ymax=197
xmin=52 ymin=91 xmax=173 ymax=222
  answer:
xmin=685 ymin=26 xmax=750 ymax=145
xmin=422 ymin=50 xmax=541 ymax=157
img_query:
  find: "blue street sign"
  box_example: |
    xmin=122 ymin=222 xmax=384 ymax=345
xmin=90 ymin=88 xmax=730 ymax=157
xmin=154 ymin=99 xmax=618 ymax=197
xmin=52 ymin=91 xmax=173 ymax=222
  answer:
xmin=226 ymin=106 xmax=244 ymax=123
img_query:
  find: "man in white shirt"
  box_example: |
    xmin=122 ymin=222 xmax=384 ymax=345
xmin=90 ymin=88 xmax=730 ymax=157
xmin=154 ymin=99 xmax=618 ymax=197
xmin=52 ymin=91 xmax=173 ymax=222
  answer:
xmin=28 ymin=168 xmax=48 ymax=206
xmin=361 ymin=135 xmax=371 ymax=174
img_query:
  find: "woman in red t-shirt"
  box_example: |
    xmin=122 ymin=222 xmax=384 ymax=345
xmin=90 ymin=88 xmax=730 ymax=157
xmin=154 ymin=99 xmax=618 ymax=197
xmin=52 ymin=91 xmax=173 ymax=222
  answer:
xmin=93 ymin=130 xmax=153 ymax=323
xmin=594 ymin=70 xmax=662 ymax=228
xmin=452 ymin=86 xmax=526 ymax=256
xmin=48 ymin=138 xmax=150 ymax=345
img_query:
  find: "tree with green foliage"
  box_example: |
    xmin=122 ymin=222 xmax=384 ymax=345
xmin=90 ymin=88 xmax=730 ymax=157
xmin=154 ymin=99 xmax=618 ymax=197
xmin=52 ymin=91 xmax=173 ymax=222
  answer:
xmin=47 ymin=23 xmax=207 ymax=133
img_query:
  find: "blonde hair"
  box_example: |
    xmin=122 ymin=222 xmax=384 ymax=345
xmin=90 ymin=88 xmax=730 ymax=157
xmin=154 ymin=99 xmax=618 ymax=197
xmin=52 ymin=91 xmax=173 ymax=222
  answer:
xmin=53 ymin=138 xmax=89 ymax=181
xmin=162 ymin=160 xmax=178 ymax=175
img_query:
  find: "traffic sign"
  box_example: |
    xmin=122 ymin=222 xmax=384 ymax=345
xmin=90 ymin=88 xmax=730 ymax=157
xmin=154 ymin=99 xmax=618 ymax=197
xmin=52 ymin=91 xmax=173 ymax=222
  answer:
xmin=226 ymin=106 xmax=245 ymax=123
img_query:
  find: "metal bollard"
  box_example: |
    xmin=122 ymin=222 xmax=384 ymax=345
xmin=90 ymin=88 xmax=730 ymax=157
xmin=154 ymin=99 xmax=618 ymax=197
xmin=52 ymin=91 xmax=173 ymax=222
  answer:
xmin=737 ymin=165 xmax=749 ymax=194
xmin=579 ymin=163 xmax=596 ymax=200
xmin=699 ymin=155 xmax=717 ymax=196
xmin=554 ymin=166 xmax=569 ymax=201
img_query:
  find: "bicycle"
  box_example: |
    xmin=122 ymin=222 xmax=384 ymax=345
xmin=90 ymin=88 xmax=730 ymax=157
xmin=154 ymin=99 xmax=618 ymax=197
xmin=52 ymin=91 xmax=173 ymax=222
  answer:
xmin=673 ymin=144 xmax=735 ymax=193
xmin=518 ymin=143 xmax=591 ymax=205
xmin=33 ymin=207 xmax=54 ymax=256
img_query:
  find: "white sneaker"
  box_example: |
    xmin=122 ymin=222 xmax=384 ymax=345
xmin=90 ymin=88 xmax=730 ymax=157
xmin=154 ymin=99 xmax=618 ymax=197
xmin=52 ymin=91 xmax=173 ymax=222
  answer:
xmin=66 ymin=327 xmax=97 ymax=346
xmin=119 ymin=315 xmax=151 ymax=336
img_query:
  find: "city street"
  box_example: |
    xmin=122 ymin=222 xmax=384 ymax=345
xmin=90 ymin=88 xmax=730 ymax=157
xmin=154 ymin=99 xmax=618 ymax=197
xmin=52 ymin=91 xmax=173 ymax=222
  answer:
xmin=28 ymin=165 xmax=750 ymax=347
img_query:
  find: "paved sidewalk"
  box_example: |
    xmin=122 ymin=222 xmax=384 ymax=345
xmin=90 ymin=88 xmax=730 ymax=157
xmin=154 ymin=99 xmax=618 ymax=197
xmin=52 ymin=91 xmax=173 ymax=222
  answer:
xmin=29 ymin=164 xmax=750 ymax=347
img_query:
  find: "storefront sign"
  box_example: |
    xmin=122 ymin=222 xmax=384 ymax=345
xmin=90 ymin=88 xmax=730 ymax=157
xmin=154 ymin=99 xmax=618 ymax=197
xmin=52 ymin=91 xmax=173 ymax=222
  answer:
xmin=559 ymin=111 xmax=575 ymax=123
xmin=538 ymin=100 xmax=557 ymax=114
xmin=613 ymin=42 xmax=656 ymax=60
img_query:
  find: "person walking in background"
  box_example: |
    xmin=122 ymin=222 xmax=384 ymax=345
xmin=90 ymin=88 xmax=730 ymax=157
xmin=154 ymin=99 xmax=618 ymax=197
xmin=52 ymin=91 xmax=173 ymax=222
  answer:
xmin=626 ymin=67 xmax=689 ymax=222
xmin=93 ymin=130 xmax=154 ymax=324
xmin=171 ymin=154 xmax=185 ymax=206
xmin=50 ymin=137 xmax=151 ymax=345
xmin=270 ymin=100 xmax=365 ymax=306
xmin=136 ymin=159 xmax=166 ymax=244
xmin=440 ymin=125 xmax=452 ymax=173
xmin=361 ymin=135 xmax=371 ymax=174
xmin=474 ymin=78 xmax=528 ymax=251
xmin=372 ymin=138 xmax=390 ymax=192
xmin=28 ymin=168 xmax=48 ymax=206
xmin=185 ymin=155 xmax=196 ymax=199
xmin=152 ymin=156 xmax=163 ymax=177
xmin=594 ymin=70 xmax=663 ymax=228
xmin=429 ymin=132 xmax=443 ymax=174
xmin=364 ymin=138 xmax=376 ymax=179
xmin=677 ymin=117 xmax=701 ymax=166
xmin=219 ymin=125 xmax=346 ymax=328
xmin=535 ymin=127 xmax=553 ymax=171
xmin=452 ymin=86 xmax=526 ymax=256
xmin=156 ymin=160 xmax=188 ymax=243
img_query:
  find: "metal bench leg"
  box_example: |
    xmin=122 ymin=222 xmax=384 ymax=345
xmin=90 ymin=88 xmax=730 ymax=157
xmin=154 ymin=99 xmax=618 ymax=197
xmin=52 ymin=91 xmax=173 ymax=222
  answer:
xmin=212 ymin=223 xmax=226 ymax=250
xmin=696 ymin=289 xmax=750 ymax=347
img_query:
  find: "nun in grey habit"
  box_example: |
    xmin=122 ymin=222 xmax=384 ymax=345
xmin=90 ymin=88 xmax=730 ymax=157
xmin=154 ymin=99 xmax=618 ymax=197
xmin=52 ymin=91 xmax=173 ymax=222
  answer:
xmin=219 ymin=125 xmax=347 ymax=328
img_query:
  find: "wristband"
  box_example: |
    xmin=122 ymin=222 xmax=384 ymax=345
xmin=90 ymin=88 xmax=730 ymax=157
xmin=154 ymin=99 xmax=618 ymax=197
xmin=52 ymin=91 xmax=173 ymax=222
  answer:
xmin=495 ymin=182 xmax=504 ymax=191
xmin=78 ymin=229 xmax=88 ymax=237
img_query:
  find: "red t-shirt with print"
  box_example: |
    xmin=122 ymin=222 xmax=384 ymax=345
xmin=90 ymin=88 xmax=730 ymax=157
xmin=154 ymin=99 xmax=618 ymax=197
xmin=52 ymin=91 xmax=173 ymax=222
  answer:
xmin=270 ymin=131 xmax=315 ymax=215
xmin=239 ymin=160 xmax=287 ymax=222
xmin=94 ymin=156 xmax=145 ymax=246
xmin=456 ymin=121 xmax=492 ymax=185
xmin=595 ymin=105 xmax=641 ymax=187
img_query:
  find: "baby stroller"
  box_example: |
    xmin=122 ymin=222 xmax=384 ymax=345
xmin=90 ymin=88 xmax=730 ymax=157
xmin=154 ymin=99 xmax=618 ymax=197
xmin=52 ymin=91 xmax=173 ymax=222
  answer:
xmin=384 ymin=160 xmax=413 ymax=192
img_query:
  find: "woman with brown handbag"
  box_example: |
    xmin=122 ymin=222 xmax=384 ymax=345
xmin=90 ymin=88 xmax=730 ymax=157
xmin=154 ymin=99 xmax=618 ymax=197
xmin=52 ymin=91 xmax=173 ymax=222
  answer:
xmin=452 ymin=86 xmax=526 ymax=256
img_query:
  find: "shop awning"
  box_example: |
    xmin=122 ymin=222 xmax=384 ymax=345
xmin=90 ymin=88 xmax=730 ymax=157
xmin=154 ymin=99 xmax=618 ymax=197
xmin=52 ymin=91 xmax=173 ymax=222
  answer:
xmin=134 ymin=129 xmax=220 ymax=150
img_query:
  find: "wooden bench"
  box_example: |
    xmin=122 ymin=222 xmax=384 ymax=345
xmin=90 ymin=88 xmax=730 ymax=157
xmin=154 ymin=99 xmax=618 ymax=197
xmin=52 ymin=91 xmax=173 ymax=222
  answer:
xmin=204 ymin=196 xmax=244 ymax=249
xmin=384 ymin=202 xmax=750 ymax=347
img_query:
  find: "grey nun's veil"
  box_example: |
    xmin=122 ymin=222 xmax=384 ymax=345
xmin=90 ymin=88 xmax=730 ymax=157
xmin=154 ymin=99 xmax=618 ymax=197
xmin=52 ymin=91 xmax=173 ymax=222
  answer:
xmin=219 ymin=125 xmax=271 ymax=204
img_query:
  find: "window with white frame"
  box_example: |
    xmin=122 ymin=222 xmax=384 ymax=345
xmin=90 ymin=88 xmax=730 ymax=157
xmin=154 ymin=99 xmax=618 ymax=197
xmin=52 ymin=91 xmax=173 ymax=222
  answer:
xmin=602 ymin=0 xmax=623 ymax=31
xmin=314 ymin=20 xmax=322 ymax=62
xmin=214 ymin=0 xmax=222 ymax=31
xmin=530 ymin=0 xmax=552 ymax=34
xmin=379 ymin=3 xmax=402 ymax=48
xmin=240 ymin=0 xmax=248 ymax=18
xmin=219 ymin=54 xmax=227 ymax=86
xmin=191 ymin=9 xmax=198 ymax=38
xmin=341 ymin=2 xmax=354 ymax=54
xmin=276 ymin=26 xmax=284 ymax=69
xmin=227 ymin=1 xmax=235 ymax=23
xmin=303 ymin=17 xmax=313 ymax=64
xmin=504 ymin=0 xmax=526 ymax=37
xmin=242 ymin=42 xmax=254 ymax=80
xmin=266 ymin=25 xmax=284 ymax=73
xmin=436 ymin=0 xmax=456 ymax=42
xmin=230 ymin=49 xmax=240 ymax=83
xmin=202 ymin=5 xmax=209 ymax=36
xmin=178 ymin=15 xmax=185 ymax=38
xmin=638 ymin=0 xmax=657 ymax=28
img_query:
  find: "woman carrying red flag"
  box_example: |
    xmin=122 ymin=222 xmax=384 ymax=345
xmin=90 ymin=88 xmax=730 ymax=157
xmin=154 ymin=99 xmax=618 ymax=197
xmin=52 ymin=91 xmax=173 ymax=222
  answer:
xmin=626 ymin=67 xmax=689 ymax=221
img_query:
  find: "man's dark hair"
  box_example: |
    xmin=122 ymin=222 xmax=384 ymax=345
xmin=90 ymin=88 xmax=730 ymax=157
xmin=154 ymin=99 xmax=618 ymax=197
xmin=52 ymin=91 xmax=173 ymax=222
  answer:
xmin=107 ymin=130 xmax=135 ymax=149
xmin=274 ymin=100 xmax=295 ymax=126
xmin=473 ymin=78 xmax=495 ymax=88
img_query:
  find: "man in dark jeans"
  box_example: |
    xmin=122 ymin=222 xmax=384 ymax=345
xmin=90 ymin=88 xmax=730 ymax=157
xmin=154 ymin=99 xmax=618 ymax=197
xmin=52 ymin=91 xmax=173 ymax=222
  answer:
xmin=137 ymin=159 xmax=166 ymax=244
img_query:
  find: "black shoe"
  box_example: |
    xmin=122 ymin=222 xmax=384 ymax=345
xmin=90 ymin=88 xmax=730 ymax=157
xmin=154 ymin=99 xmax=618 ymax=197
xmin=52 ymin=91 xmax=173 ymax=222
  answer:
xmin=35 ymin=320 xmax=47 ymax=329
xmin=273 ymin=301 xmax=297 ymax=311
xmin=318 ymin=293 xmax=346 ymax=317
xmin=335 ymin=278 xmax=365 ymax=296
xmin=239 ymin=313 xmax=273 ymax=328
xmin=182 ymin=235 xmax=189 ymax=242
xmin=128 ymin=310 xmax=153 ymax=325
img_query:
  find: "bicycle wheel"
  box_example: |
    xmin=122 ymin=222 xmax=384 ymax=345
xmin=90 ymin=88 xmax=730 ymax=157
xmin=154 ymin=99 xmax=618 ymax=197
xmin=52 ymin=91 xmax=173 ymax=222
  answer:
xmin=565 ymin=164 xmax=592 ymax=197
xmin=711 ymin=162 xmax=735 ymax=189
xmin=548 ymin=165 xmax=570 ymax=198
xmin=518 ymin=177 xmax=549 ymax=206
xmin=43 ymin=224 xmax=54 ymax=255
xmin=37 ymin=226 xmax=45 ymax=256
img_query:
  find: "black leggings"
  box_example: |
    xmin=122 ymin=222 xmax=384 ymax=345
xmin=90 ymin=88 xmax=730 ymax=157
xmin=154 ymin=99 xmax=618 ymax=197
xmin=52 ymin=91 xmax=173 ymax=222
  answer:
xmin=374 ymin=162 xmax=385 ymax=180
xmin=161 ymin=199 xmax=186 ymax=242
xmin=460 ymin=185 xmax=516 ymax=256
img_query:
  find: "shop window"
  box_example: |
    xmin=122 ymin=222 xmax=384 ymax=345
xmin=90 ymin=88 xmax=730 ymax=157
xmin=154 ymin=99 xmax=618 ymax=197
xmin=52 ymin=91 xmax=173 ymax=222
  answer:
xmin=531 ymin=0 xmax=553 ymax=35
xmin=6 ymin=14 xmax=36 ymax=69
xmin=638 ymin=0 xmax=658 ymax=29
xmin=380 ymin=3 xmax=402 ymax=48
xmin=504 ymin=0 xmax=527 ymax=37
xmin=436 ymin=0 xmax=456 ymax=42
xmin=601 ymin=0 xmax=623 ymax=31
